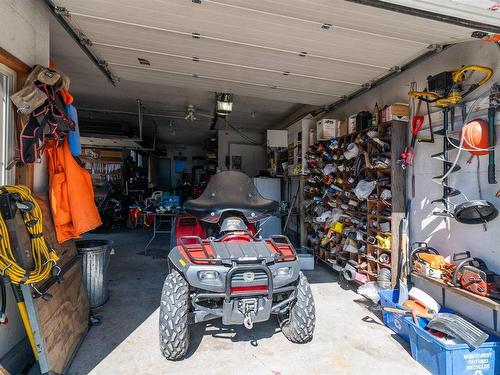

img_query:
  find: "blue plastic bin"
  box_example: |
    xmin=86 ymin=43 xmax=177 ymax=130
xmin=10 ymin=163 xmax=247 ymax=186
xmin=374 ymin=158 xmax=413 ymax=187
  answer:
xmin=161 ymin=194 xmax=180 ymax=209
xmin=407 ymin=317 xmax=500 ymax=375
xmin=378 ymin=289 xmax=410 ymax=342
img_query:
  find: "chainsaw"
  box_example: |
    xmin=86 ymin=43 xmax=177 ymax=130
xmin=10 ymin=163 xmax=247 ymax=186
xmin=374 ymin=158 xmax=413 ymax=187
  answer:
xmin=452 ymin=252 xmax=500 ymax=299
xmin=410 ymin=242 xmax=445 ymax=279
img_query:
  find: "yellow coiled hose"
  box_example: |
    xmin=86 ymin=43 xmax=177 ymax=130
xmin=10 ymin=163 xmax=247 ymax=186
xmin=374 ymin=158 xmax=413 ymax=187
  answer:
xmin=0 ymin=185 xmax=59 ymax=285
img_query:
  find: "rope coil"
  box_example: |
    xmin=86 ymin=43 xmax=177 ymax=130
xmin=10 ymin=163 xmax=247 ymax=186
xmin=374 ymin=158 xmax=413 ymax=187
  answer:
xmin=0 ymin=185 xmax=59 ymax=285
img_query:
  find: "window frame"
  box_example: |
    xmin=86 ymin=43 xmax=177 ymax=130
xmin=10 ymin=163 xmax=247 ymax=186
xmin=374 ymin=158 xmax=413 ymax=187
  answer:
xmin=0 ymin=63 xmax=16 ymax=184
xmin=0 ymin=47 xmax=32 ymax=189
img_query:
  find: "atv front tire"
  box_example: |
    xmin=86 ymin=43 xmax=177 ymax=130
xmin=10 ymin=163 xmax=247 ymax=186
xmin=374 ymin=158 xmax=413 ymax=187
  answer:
xmin=281 ymin=272 xmax=316 ymax=343
xmin=159 ymin=270 xmax=190 ymax=360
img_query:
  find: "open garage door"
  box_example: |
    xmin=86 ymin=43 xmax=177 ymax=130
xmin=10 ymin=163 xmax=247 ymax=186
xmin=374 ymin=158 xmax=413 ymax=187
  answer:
xmin=47 ymin=0 xmax=497 ymax=112
xmin=350 ymin=0 xmax=500 ymax=33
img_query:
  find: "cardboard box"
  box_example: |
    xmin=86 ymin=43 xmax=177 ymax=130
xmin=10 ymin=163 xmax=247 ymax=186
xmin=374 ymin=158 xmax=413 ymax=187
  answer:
xmin=266 ymin=129 xmax=288 ymax=148
xmin=384 ymin=103 xmax=409 ymax=122
xmin=316 ymin=119 xmax=340 ymax=140
xmin=339 ymin=120 xmax=348 ymax=137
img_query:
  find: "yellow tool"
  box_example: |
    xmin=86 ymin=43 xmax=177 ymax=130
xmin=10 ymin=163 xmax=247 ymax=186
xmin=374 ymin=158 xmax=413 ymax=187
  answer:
xmin=331 ymin=221 xmax=344 ymax=234
xmin=376 ymin=234 xmax=391 ymax=250
xmin=409 ymin=65 xmax=492 ymax=107
xmin=0 ymin=185 xmax=59 ymax=359
xmin=413 ymin=253 xmax=446 ymax=280
xmin=0 ymin=185 xmax=59 ymax=285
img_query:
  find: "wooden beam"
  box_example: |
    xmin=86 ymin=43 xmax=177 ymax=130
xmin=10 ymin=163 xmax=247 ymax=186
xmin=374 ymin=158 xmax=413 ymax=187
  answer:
xmin=0 ymin=47 xmax=30 ymax=75
xmin=0 ymin=47 xmax=34 ymax=189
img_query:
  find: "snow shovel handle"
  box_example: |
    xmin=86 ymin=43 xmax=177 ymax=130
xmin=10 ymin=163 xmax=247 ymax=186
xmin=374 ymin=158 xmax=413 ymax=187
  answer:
xmin=383 ymin=307 xmax=434 ymax=319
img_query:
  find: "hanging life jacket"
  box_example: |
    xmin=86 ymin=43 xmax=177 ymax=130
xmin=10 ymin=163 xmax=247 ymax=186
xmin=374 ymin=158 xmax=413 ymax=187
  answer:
xmin=19 ymin=81 xmax=75 ymax=164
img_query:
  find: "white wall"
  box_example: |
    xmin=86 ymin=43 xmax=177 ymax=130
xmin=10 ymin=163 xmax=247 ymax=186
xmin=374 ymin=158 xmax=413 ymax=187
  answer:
xmin=327 ymin=40 xmax=500 ymax=332
xmin=0 ymin=0 xmax=50 ymax=358
xmin=217 ymin=129 xmax=265 ymax=171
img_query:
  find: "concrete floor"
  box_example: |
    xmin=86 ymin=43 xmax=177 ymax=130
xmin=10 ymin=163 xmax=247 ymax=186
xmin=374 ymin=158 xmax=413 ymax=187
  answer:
xmin=61 ymin=229 xmax=428 ymax=375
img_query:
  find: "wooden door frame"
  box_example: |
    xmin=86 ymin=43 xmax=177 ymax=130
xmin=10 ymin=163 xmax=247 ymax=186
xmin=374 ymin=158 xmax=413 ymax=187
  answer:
xmin=0 ymin=47 xmax=33 ymax=189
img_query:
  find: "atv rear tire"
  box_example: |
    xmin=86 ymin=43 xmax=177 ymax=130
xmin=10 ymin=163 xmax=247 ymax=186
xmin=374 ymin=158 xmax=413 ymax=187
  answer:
xmin=159 ymin=270 xmax=190 ymax=360
xmin=281 ymin=272 xmax=315 ymax=343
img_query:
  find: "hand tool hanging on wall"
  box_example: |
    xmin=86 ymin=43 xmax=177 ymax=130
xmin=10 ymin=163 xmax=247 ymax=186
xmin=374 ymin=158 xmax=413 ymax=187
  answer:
xmin=409 ymin=66 xmax=493 ymax=215
xmin=409 ymin=65 xmax=493 ymax=108
xmin=428 ymin=107 xmax=461 ymax=208
xmin=416 ymin=101 xmax=435 ymax=143
xmin=401 ymin=95 xmax=424 ymax=169
xmin=488 ymin=83 xmax=499 ymax=184
xmin=397 ymin=199 xmax=411 ymax=304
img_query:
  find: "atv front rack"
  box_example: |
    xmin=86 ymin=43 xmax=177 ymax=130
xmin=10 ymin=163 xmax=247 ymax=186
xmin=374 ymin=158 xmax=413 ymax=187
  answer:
xmin=178 ymin=235 xmax=297 ymax=265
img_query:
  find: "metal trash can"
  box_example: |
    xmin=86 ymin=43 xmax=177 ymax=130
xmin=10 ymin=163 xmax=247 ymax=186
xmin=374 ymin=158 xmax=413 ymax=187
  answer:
xmin=76 ymin=239 xmax=113 ymax=308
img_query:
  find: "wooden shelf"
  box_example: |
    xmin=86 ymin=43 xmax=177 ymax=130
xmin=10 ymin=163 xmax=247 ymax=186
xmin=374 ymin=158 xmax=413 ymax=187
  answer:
xmin=305 ymin=120 xmax=406 ymax=287
xmin=411 ymin=272 xmax=500 ymax=311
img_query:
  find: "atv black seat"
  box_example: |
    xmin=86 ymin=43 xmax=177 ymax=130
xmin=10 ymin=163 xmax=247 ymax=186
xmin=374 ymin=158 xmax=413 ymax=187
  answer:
xmin=184 ymin=171 xmax=278 ymax=222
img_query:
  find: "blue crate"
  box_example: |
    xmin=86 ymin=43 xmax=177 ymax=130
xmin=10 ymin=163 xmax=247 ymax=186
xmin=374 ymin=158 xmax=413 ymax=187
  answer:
xmin=407 ymin=317 xmax=500 ymax=375
xmin=161 ymin=194 xmax=180 ymax=209
xmin=378 ymin=289 xmax=410 ymax=342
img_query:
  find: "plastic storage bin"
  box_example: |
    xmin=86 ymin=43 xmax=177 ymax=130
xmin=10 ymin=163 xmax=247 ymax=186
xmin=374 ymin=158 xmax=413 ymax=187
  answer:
xmin=161 ymin=194 xmax=180 ymax=209
xmin=407 ymin=318 xmax=500 ymax=375
xmin=378 ymin=289 xmax=410 ymax=342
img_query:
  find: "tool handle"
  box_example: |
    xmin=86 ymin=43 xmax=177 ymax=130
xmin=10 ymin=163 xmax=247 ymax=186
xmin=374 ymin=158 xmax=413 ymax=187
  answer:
xmin=488 ymin=106 xmax=496 ymax=184
xmin=383 ymin=307 xmax=434 ymax=319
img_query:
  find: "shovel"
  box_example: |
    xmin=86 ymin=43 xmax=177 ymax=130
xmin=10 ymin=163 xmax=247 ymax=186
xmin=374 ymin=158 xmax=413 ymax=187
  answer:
xmin=384 ymin=307 xmax=489 ymax=349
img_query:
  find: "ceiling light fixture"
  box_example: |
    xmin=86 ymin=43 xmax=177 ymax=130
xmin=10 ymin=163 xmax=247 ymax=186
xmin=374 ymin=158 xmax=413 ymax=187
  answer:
xmin=216 ymin=93 xmax=233 ymax=116
xmin=185 ymin=104 xmax=197 ymax=121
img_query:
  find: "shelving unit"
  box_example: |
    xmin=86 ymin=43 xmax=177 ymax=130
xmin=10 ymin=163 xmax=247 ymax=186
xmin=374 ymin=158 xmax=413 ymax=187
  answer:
xmin=305 ymin=120 xmax=406 ymax=287
xmin=412 ymin=273 xmax=500 ymax=311
xmin=81 ymin=148 xmax=124 ymax=199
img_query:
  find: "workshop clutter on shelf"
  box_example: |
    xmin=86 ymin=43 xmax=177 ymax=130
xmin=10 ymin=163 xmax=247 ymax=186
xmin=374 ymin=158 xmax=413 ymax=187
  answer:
xmin=410 ymin=242 xmax=500 ymax=299
xmin=305 ymin=118 xmax=399 ymax=285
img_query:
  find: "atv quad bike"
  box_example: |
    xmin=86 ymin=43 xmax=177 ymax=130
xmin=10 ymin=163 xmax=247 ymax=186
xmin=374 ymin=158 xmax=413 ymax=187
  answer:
xmin=159 ymin=171 xmax=316 ymax=360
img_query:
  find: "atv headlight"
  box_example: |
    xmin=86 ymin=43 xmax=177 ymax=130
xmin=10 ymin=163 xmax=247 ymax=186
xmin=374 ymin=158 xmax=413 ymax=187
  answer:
xmin=275 ymin=267 xmax=292 ymax=277
xmin=198 ymin=270 xmax=219 ymax=281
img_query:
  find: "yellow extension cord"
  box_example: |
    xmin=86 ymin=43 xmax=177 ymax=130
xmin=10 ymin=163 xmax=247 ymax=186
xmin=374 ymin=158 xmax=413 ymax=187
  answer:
xmin=0 ymin=185 xmax=59 ymax=359
xmin=0 ymin=185 xmax=59 ymax=285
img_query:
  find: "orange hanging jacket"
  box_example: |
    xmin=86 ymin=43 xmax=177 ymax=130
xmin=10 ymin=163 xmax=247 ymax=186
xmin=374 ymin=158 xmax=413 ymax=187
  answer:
xmin=45 ymin=139 xmax=101 ymax=243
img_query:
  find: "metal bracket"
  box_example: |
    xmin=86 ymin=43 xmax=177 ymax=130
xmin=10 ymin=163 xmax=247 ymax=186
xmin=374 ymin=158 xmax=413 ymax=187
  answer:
xmin=78 ymin=32 xmax=93 ymax=47
xmin=54 ymin=6 xmax=70 ymax=17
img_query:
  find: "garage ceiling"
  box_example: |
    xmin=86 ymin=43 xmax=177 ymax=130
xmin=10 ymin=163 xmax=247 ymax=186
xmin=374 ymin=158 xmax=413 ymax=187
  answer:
xmin=49 ymin=0 xmax=490 ymax=145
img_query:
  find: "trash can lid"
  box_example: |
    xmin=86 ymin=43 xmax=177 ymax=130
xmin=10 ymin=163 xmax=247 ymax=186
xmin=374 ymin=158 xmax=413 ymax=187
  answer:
xmin=75 ymin=239 xmax=113 ymax=252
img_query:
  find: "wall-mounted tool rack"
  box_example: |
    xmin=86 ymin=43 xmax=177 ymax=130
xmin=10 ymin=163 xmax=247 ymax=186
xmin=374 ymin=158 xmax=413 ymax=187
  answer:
xmin=304 ymin=120 xmax=406 ymax=287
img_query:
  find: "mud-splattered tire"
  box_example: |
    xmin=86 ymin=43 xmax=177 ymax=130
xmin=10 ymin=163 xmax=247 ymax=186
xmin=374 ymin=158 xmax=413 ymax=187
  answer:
xmin=159 ymin=270 xmax=190 ymax=360
xmin=281 ymin=272 xmax=315 ymax=343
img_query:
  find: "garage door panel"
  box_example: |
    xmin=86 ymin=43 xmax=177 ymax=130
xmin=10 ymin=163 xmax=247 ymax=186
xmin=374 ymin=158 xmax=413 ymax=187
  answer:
xmin=52 ymin=0 xmax=481 ymax=109
xmin=57 ymin=0 xmax=471 ymax=44
xmin=74 ymin=16 xmax=383 ymax=85
xmin=213 ymin=0 xmax=473 ymax=41
xmin=112 ymin=66 xmax=336 ymax=105
xmin=59 ymin=1 xmax=425 ymax=69
xmin=95 ymin=45 xmax=356 ymax=96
